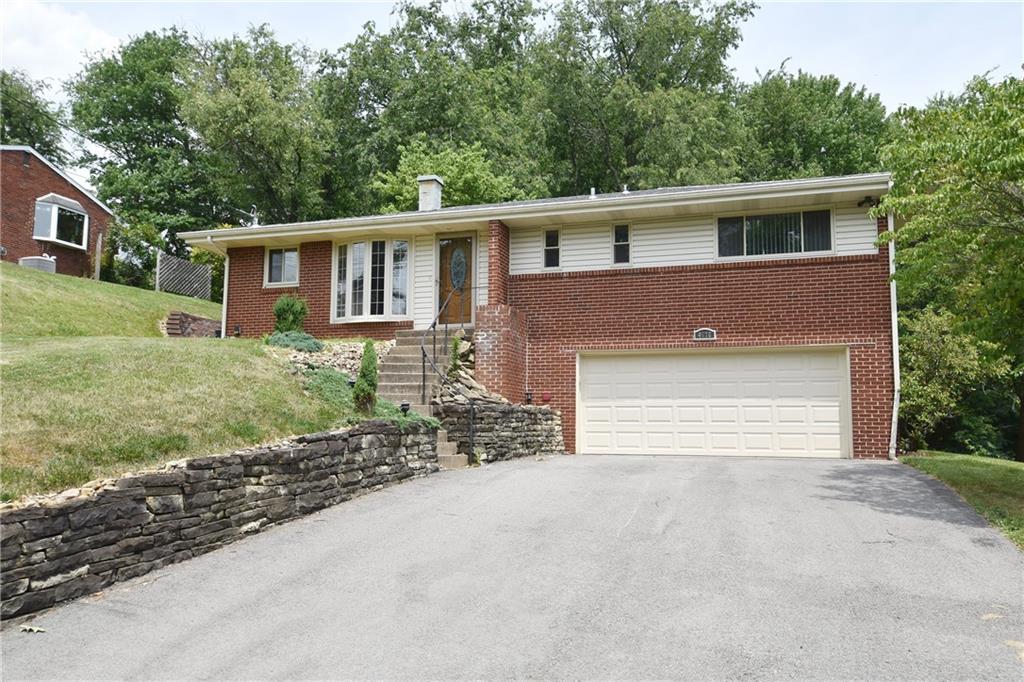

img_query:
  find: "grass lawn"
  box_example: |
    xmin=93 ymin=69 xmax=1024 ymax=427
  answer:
xmin=0 ymin=265 xmax=431 ymax=501
xmin=902 ymin=452 xmax=1024 ymax=550
xmin=1 ymin=261 xmax=221 ymax=338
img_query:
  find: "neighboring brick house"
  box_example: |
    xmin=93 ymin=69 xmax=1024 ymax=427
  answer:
xmin=182 ymin=173 xmax=899 ymax=459
xmin=0 ymin=145 xmax=112 ymax=277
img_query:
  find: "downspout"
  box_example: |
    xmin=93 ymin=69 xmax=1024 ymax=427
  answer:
xmin=887 ymin=208 xmax=901 ymax=460
xmin=213 ymin=236 xmax=229 ymax=340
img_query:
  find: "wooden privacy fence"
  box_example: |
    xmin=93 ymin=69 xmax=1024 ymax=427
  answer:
xmin=155 ymin=251 xmax=212 ymax=300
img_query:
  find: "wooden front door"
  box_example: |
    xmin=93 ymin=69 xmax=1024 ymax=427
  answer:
xmin=438 ymin=236 xmax=473 ymax=324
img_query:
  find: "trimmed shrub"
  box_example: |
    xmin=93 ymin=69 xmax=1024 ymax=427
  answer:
xmin=352 ymin=340 xmax=378 ymax=415
xmin=273 ymin=295 xmax=308 ymax=333
xmin=266 ymin=330 xmax=324 ymax=353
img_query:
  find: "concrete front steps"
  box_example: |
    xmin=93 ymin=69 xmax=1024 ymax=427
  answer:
xmin=377 ymin=327 xmax=472 ymax=405
xmin=378 ymin=328 xmax=472 ymax=469
xmin=434 ymin=428 xmax=467 ymax=469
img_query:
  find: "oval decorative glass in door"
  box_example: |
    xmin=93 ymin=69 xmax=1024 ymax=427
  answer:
xmin=450 ymin=247 xmax=467 ymax=290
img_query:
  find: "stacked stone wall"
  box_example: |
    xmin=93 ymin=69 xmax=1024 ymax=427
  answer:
xmin=1 ymin=421 xmax=437 ymax=618
xmin=436 ymin=404 xmax=564 ymax=462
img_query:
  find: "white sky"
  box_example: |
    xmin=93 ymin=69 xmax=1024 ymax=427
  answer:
xmin=2 ymin=0 xmax=1022 ymax=183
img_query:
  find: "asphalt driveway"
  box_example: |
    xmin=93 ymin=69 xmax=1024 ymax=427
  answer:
xmin=3 ymin=456 xmax=1022 ymax=680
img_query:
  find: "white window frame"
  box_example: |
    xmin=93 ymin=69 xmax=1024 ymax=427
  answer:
xmin=330 ymin=238 xmax=413 ymax=323
xmin=33 ymin=198 xmax=89 ymax=251
xmin=611 ymin=223 xmax=631 ymax=266
xmin=263 ymin=246 xmax=300 ymax=288
xmin=543 ymin=228 xmax=561 ymax=269
xmin=714 ymin=205 xmax=836 ymax=262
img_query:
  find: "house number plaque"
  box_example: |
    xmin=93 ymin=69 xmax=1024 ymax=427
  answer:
xmin=693 ymin=327 xmax=717 ymax=341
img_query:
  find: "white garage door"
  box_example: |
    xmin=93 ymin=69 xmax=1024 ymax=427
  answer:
xmin=578 ymin=349 xmax=849 ymax=457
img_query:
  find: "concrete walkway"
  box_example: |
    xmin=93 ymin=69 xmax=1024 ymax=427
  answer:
xmin=3 ymin=456 xmax=1022 ymax=680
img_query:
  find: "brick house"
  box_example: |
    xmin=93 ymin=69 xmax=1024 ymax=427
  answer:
xmin=0 ymin=145 xmax=112 ymax=277
xmin=182 ymin=173 xmax=899 ymax=459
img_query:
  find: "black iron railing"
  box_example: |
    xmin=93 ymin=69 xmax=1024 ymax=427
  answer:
xmin=420 ymin=283 xmax=477 ymax=459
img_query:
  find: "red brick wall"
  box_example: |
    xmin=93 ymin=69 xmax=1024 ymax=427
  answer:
xmin=475 ymin=304 xmax=527 ymax=401
xmin=0 ymin=149 xmax=109 ymax=277
xmin=225 ymin=242 xmax=413 ymax=339
xmin=494 ymin=219 xmax=895 ymax=458
xmin=487 ymin=219 xmax=510 ymax=305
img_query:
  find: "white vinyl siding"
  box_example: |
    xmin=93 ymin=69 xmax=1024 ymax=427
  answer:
xmin=413 ymin=234 xmax=435 ymax=328
xmin=834 ymin=206 xmax=880 ymax=255
xmin=632 ymin=218 xmax=715 ymax=267
xmin=509 ymin=204 xmax=878 ymax=275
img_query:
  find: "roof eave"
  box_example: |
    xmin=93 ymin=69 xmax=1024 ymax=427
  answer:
xmin=181 ymin=172 xmax=891 ymax=248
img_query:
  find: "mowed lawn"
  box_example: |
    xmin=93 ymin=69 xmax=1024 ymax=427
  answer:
xmin=902 ymin=452 xmax=1024 ymax=549
xmin=1 ymin=261 xmax=221 ymax=338
xmin=0 ymin=337 xmax=342 ymax=501
xmin=1 ymin=264 xmax=338 ymax=501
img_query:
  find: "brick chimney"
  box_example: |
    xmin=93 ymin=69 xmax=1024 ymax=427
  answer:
xmin=417 ymin=175 xmax=444 ymax=211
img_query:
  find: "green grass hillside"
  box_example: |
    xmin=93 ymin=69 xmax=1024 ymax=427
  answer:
xmin=0 ymin=263 xmax=425 ymax=502
xmin=1 ymin=261 xmax=221 ymax=338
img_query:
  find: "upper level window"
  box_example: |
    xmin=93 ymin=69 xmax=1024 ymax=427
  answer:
xmin=544 ymin=229 xmax=559 ymax=268
xmin=334 ymin=239 xmax=409 ymax=320
xmin=613 ymin=224 xmax=630 ymax=264
xmin=717 ymin=209 xmax=832 ymax=258
xmin=266 ymin=247 xmax=299 ymax=286
xmin=33 ymin=194 xmax=89 ymax=250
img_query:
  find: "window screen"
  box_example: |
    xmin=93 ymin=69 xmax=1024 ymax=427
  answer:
xmin=544 ymin=230 xmax=559 ymax=268
xmin=268 ymin=248 xmax=298 ymax=284
xmin=613 ymin=224 xmax=630 ymax=264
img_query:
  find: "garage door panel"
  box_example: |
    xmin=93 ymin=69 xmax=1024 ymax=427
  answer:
xmin=579 ymin=349 xmax=848 ymax=458
xmin=742 ymin=406 xmax=773 ymax=423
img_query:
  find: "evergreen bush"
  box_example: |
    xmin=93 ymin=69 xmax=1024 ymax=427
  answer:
xmin=273 ymin=295 xmax=308 ymax=333
xmin=352 ymin=340 xmax=378 ymax=415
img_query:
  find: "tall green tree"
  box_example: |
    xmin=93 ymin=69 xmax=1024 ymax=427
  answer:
xmin=876 ymin=76 xmax=1024 ymax=460
xmin=68 ymin=29 xmax=226 ymax=254
xmin=0 ymin=70 xmax=68 ymax=164
xmin=739 ymin=66 xmax=889 ymax=180
xmin=317 ymin=0 xmax=549 ymax=215
xmin=373 ymin=135 xmax=523 ymax=212
xmin=537 ymin=0 xmax=754 ymax=194
xmin=186 ymin=25 xmax=331 ymax=224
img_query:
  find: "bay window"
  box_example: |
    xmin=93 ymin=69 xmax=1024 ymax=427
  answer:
xmin=33 ymin=194 xmax=89 ymax=250
xmin=717 ymin=209 xmax=832 ymax=258
xmin=334 ymin=239 xmax=410 ymax=320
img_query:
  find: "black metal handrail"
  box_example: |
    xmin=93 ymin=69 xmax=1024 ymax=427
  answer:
xmin=420 ymin=282 xmax=478 ymax=460
xmin=419 ymin=282 xmax=475 ymax=405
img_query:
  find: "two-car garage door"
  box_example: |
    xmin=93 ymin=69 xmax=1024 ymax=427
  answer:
xmin=578 ymin=349 xmax=850 ymax=458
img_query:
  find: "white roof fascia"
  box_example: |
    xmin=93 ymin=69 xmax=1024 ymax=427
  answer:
xmin=1 ymin=145 xmax=114 ymax=216
xmin=181 ymin=173 xmax=891 ymax=247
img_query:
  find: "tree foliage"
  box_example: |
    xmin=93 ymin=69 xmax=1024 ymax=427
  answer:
xmin=186 ymin=26 xmax=331 ymax=224
xmin=740 ymin=66 xmax=889 ymax=180
xmin=374 ymin=136 xmax=522 ymax=212
xmin=876 ymin=76 xmax=1024 ymax=459
xmin=68 ymin=29 xmax=226 ymax=254
xmin=0 ymin=70 xmax=68 ymax=164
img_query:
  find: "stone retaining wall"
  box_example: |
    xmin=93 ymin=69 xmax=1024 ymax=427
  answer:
xmin=436 ymin=404 xmax=564 ymax=462
xmin=0 ymin=421 xmax=437 ymax=618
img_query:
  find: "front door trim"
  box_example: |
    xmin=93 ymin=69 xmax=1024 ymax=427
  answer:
xmin=434 ymin=232 xmax=477 ymax=325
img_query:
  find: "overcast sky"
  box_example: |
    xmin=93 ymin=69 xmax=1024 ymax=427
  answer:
xmin=2 ymin=0 xmax=1022 ymax=183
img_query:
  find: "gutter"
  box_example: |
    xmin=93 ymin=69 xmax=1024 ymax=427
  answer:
xmin=179 ymin=173 xmax=892 ymax=248
xmin=887 ymin=208 xmax=901 ymax=460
